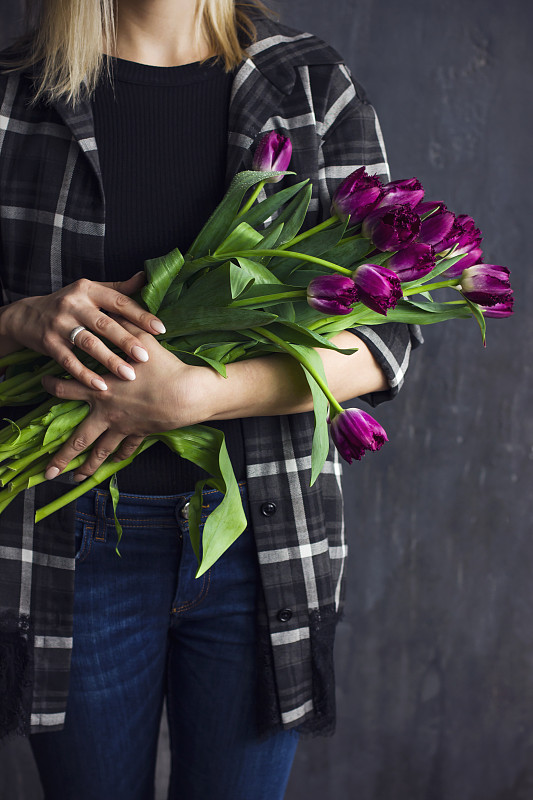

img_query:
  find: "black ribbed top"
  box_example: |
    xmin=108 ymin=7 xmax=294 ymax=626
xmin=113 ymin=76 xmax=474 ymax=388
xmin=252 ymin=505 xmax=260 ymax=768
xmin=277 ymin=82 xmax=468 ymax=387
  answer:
xmin=91 ymin=56 xmax=245 ymax=494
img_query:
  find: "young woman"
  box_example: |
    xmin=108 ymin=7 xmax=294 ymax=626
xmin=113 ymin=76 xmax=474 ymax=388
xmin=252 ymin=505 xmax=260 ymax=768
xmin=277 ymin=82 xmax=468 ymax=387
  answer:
xmin=0 ymin=1 xmax=420 ymax=797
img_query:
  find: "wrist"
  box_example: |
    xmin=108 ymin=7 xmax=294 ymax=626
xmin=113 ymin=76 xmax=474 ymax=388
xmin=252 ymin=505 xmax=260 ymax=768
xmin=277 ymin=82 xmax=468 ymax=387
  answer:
xmin=0 ymin=303 xmax=23 ymax=356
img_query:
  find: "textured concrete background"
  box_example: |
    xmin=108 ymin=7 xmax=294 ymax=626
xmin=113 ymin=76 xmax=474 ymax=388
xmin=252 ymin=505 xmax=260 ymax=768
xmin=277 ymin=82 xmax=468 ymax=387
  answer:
xmin=0 ymin=1 xmax=531 ymax=798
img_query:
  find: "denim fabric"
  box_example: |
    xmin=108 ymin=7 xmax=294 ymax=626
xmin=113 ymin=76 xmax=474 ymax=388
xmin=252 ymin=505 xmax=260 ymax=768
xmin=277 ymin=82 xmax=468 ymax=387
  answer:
xmin=30 ymin=484 xmax=299 ymax=800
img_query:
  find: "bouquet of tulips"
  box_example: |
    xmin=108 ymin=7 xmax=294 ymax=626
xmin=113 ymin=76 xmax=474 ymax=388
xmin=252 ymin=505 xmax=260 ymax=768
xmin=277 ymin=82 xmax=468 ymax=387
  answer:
xmin=0 ymin=133 xmax=513 ymax=575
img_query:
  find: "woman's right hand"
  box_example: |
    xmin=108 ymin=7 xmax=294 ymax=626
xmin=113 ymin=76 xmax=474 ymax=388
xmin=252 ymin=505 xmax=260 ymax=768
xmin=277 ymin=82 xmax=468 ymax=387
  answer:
xmin=0 ymin=271 xmax=166 ymax=391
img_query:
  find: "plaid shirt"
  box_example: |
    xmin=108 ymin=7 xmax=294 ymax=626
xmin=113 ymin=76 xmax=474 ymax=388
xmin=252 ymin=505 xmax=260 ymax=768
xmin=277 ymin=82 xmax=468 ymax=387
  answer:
xmin=0 ymin=15 xmax=421 ymax=739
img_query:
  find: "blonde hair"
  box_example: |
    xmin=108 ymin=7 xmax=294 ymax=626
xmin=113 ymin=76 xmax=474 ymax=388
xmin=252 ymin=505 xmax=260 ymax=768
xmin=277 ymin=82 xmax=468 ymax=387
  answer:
xmin=2 ymin=0 xmax=274 ymax=106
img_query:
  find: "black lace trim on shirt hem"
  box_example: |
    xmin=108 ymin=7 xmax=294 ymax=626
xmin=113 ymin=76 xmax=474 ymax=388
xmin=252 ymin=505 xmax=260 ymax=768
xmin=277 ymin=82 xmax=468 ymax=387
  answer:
xmin=0 ymin=612 xmax=33 ymax=742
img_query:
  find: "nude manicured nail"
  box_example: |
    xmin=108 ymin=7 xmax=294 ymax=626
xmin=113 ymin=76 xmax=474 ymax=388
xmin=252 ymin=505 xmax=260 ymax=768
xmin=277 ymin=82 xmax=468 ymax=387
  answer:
xmin=73 ymin=474 xmax=87 ymax=482
xmin=150 ymin=320 xmax=166 ymax=334
xmin=45 ymin=467 xmax=60 ymax=481
xmin=117 ymin=365 xmax=136 ymax=381
xmin=131 ymin=346 xmax=149 ymax=362
xmin=92 ymin=378 xmax=108 ymax=391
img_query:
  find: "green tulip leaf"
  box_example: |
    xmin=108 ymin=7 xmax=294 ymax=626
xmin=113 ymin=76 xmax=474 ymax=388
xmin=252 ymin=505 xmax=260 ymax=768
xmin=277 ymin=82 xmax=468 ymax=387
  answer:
xmin=157 ymin=306 xmax=277 ymax=337
xmin=42 ymin=403 xmax=89 ymax=446
xmin=273 ymin=184 xmax=313 ymax=246
xmin=289 ymin=344 xmax=330 ymax=485
xmin=186 ymin=170 xmax=294 ymax=259
xmin=230 ymin=179 xmax=309 ymax=234
xmin=236 ymin=257 xmax=283 ymax=285
xmin=462 ymin=295 xmax=487 ymax=345
xmin=214 ymin=222 xmax=264 ymax=256
xmin=109 ymin=473 xmax=123 ymax=557
xmin=142 ymin=247 xmax=185 ymax=313
xmin=156 ymin=425 xmax=247 ymax=577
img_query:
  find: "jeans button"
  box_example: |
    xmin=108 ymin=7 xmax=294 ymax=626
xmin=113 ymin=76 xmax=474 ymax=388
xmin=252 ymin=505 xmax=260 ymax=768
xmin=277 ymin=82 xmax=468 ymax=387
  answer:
xmin=175 ymin=501 xmax=190 ymax=521
xmin=277 ymin=608 xmax=292 ymax=623
xmin=260 ymin=501 xmax=277 ymax=517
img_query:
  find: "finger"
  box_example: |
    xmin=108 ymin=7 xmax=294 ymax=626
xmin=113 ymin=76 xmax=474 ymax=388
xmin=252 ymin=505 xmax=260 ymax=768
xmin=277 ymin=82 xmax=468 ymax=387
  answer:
xmin=71 ymin=320 xmax=147 ymax=380
xmin=72 ymin=432 xmax=126 ymax=482
xmin=44 ymin=341 xmax=111 ymax=392
xmin=41 ymin=373 xmax=93 ymax=401
xmin=110 ymin=435 xmax=145 ymax=463
xmin=44 ymin=417 xmax=107 ymax=480
xmin=92 ymin=278 xmax=166 ymax=335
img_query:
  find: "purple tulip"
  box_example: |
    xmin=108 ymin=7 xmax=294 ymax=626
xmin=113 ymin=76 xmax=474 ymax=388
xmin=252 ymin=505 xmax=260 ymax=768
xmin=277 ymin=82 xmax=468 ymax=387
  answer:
xmin=329 ymin=408 xmax=388 ymax=463
xmin=460 ymin=265 xmax=513 ymax=306
xmin=433 ymin=214 xmax=482 ymax=255
xmin=361 ymin=204 xmax=421 ymax=252
xmin=385 ymin=243 xmax=436 ymax=282
xmin=331 ymin=167 xmax=383 ymax=223
xmin=478 ymin=296 xmax=514 ymax=318
xmin=378 ymin=177 xmax=425 ymax=209
xmin=307 ymin=274 xmax=359 ymax=315
xmin=253 ymin=132 xmax=292 ymax=181
xmin=418 ymin=204 xmax=456 ymax=246
xmin=352 ymin=263 xmax=402 ymax=315
xmin=441 ymin=245 xmax=483 ymax=278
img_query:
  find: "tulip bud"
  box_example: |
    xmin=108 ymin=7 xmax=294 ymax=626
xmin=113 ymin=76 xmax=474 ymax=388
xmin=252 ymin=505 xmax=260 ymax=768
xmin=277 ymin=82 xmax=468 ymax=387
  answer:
xmin=361 ymin=204 xmax=421 ymax=252
xmin=331 ymin=167 xmax=383 ymax=223
xmin=252 ymin=132 xmax=292 ymax=182
xmin=460 ymin=265 xmax=512 ymax=306
xmin=385 ymin=243 xmax=436 ymax=282
xmin=307 ymin=274 xmax=359 ymax=315
xmin=352 ymin=263 xmax=402 ymax=315
xmin=377 ymin=177 xmax=425 ymax=209
xmin=329 ymin=408 xmax=388 ymax=463
xmin=478 ymin=297 xmax=514 ymax=318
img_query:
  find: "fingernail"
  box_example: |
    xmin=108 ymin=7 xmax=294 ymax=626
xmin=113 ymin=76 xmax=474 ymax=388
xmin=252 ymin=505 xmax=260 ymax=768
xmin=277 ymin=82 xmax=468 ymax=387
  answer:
xmin=131 ymin=345 xmax=149 ymax=362
xmin=92 ymin=378 xmax=108 ymax=391
xmin=73 ymin=474 xmax=87 ymax=482
xmin=45 ymin=467 xmax=60 ymax=481
xmin=134 ymin=271 xmax=145 ymax=278
xmin=117 ymin=365 xmax=136 ymax=381
xmin=150 ymin=320 xmax=166 ymax=334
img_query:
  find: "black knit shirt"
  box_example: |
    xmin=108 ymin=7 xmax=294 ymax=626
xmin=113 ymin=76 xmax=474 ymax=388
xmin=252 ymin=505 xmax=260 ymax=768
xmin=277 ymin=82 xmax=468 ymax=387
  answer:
xmin=92 ymin=56 xmax=245 ymax=493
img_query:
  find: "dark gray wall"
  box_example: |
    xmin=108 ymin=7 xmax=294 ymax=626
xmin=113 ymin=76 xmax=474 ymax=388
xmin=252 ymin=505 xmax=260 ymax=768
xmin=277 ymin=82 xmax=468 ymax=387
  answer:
xmin=0 ymin=1 xmax=531 ymax=798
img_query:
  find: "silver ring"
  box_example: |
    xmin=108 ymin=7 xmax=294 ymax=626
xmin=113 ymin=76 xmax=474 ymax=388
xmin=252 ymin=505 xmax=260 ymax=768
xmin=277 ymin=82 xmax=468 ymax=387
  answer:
xmin=68 ymin=325 xmax=86 ymax=345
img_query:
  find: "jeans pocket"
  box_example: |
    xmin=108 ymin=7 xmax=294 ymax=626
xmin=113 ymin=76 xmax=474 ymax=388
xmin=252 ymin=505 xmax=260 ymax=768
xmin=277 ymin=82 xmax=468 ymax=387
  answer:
xmin=75 ymin=521 xmax=95 ymax=563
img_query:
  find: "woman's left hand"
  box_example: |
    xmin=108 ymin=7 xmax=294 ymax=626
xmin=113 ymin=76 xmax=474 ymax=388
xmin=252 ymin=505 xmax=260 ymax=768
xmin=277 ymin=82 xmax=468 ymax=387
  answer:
xmin=41 ymin=320 xmax=209 ymax=481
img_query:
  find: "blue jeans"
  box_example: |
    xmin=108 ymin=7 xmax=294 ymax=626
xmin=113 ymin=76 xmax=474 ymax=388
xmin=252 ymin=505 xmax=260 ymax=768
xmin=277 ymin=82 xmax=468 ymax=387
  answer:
xmin=30 ymin=484 xmax=299 ymax=800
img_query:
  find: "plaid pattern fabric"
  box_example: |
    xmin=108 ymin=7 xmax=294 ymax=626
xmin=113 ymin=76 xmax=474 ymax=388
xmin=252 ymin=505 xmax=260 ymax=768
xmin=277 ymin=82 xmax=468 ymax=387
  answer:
xmin=0 ymin=15 xmax=421 ymax=737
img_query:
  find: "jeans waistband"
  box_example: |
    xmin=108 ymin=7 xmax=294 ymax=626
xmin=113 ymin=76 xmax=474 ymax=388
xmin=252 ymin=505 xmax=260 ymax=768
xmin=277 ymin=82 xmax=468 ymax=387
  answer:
xmin=75 ymin=481 xmax=248 ymax=526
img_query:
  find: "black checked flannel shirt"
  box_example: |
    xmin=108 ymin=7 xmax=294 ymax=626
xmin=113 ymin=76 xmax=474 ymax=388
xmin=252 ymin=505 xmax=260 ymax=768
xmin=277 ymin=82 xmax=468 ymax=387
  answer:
xmin=0 ymin=15 xmax=422 ymax=739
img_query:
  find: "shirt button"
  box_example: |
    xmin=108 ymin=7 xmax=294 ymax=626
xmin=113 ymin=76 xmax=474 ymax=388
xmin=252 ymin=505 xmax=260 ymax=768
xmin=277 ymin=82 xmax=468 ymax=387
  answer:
xmin=277 ymin=608 xmax=293 ymax=623
xmin=260 ymin=501 xmax=277 ymax=517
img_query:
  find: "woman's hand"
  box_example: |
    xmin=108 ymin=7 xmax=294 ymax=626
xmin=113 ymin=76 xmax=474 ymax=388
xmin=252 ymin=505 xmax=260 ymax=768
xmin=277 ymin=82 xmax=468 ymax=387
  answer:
xmin=0 ymin=272 xmax=166 ymax=390
xmin=41 ymin=321 xmax=209 ymax=481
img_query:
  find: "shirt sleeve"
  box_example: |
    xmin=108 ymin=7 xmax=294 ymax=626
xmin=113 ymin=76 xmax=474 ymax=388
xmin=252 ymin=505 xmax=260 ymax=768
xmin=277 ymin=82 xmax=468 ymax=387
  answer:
xmin=317 ymin=63 xmax=423 ymax=407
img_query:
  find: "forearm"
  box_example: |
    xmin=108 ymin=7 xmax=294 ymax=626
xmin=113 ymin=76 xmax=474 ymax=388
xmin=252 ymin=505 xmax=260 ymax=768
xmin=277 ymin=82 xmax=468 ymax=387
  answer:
xmin=203 ymin=331 xmax=388 ymax=421
xmin=0 ymin=306 xmax=24 ymax=359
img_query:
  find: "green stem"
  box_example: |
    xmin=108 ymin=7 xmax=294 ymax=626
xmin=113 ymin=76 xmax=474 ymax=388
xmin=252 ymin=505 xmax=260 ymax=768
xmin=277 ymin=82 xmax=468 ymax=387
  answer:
xmin=0 ymin=360 xmax=63 ymax=398
xmin=1 ymin=428 xmax=77 ymax=485
xmin=34 ymin=438 xmax=157 ymax=523
xmin=230 ymin=290 xmax=306 ymax=308
xmin=224 ymin=248 xmax=353 ymax=276
xmin=237 ymin=180 xmax=267 ymax=217
xmin=0 ymin=348 xmax=42 ymax=369
xmin=403 ymin=279 xmax=460 ymax=296
xmin=253 ymin=326 xmax=344 ymax=416
xmin=276 ymin=216 xmax=338 ymax=251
